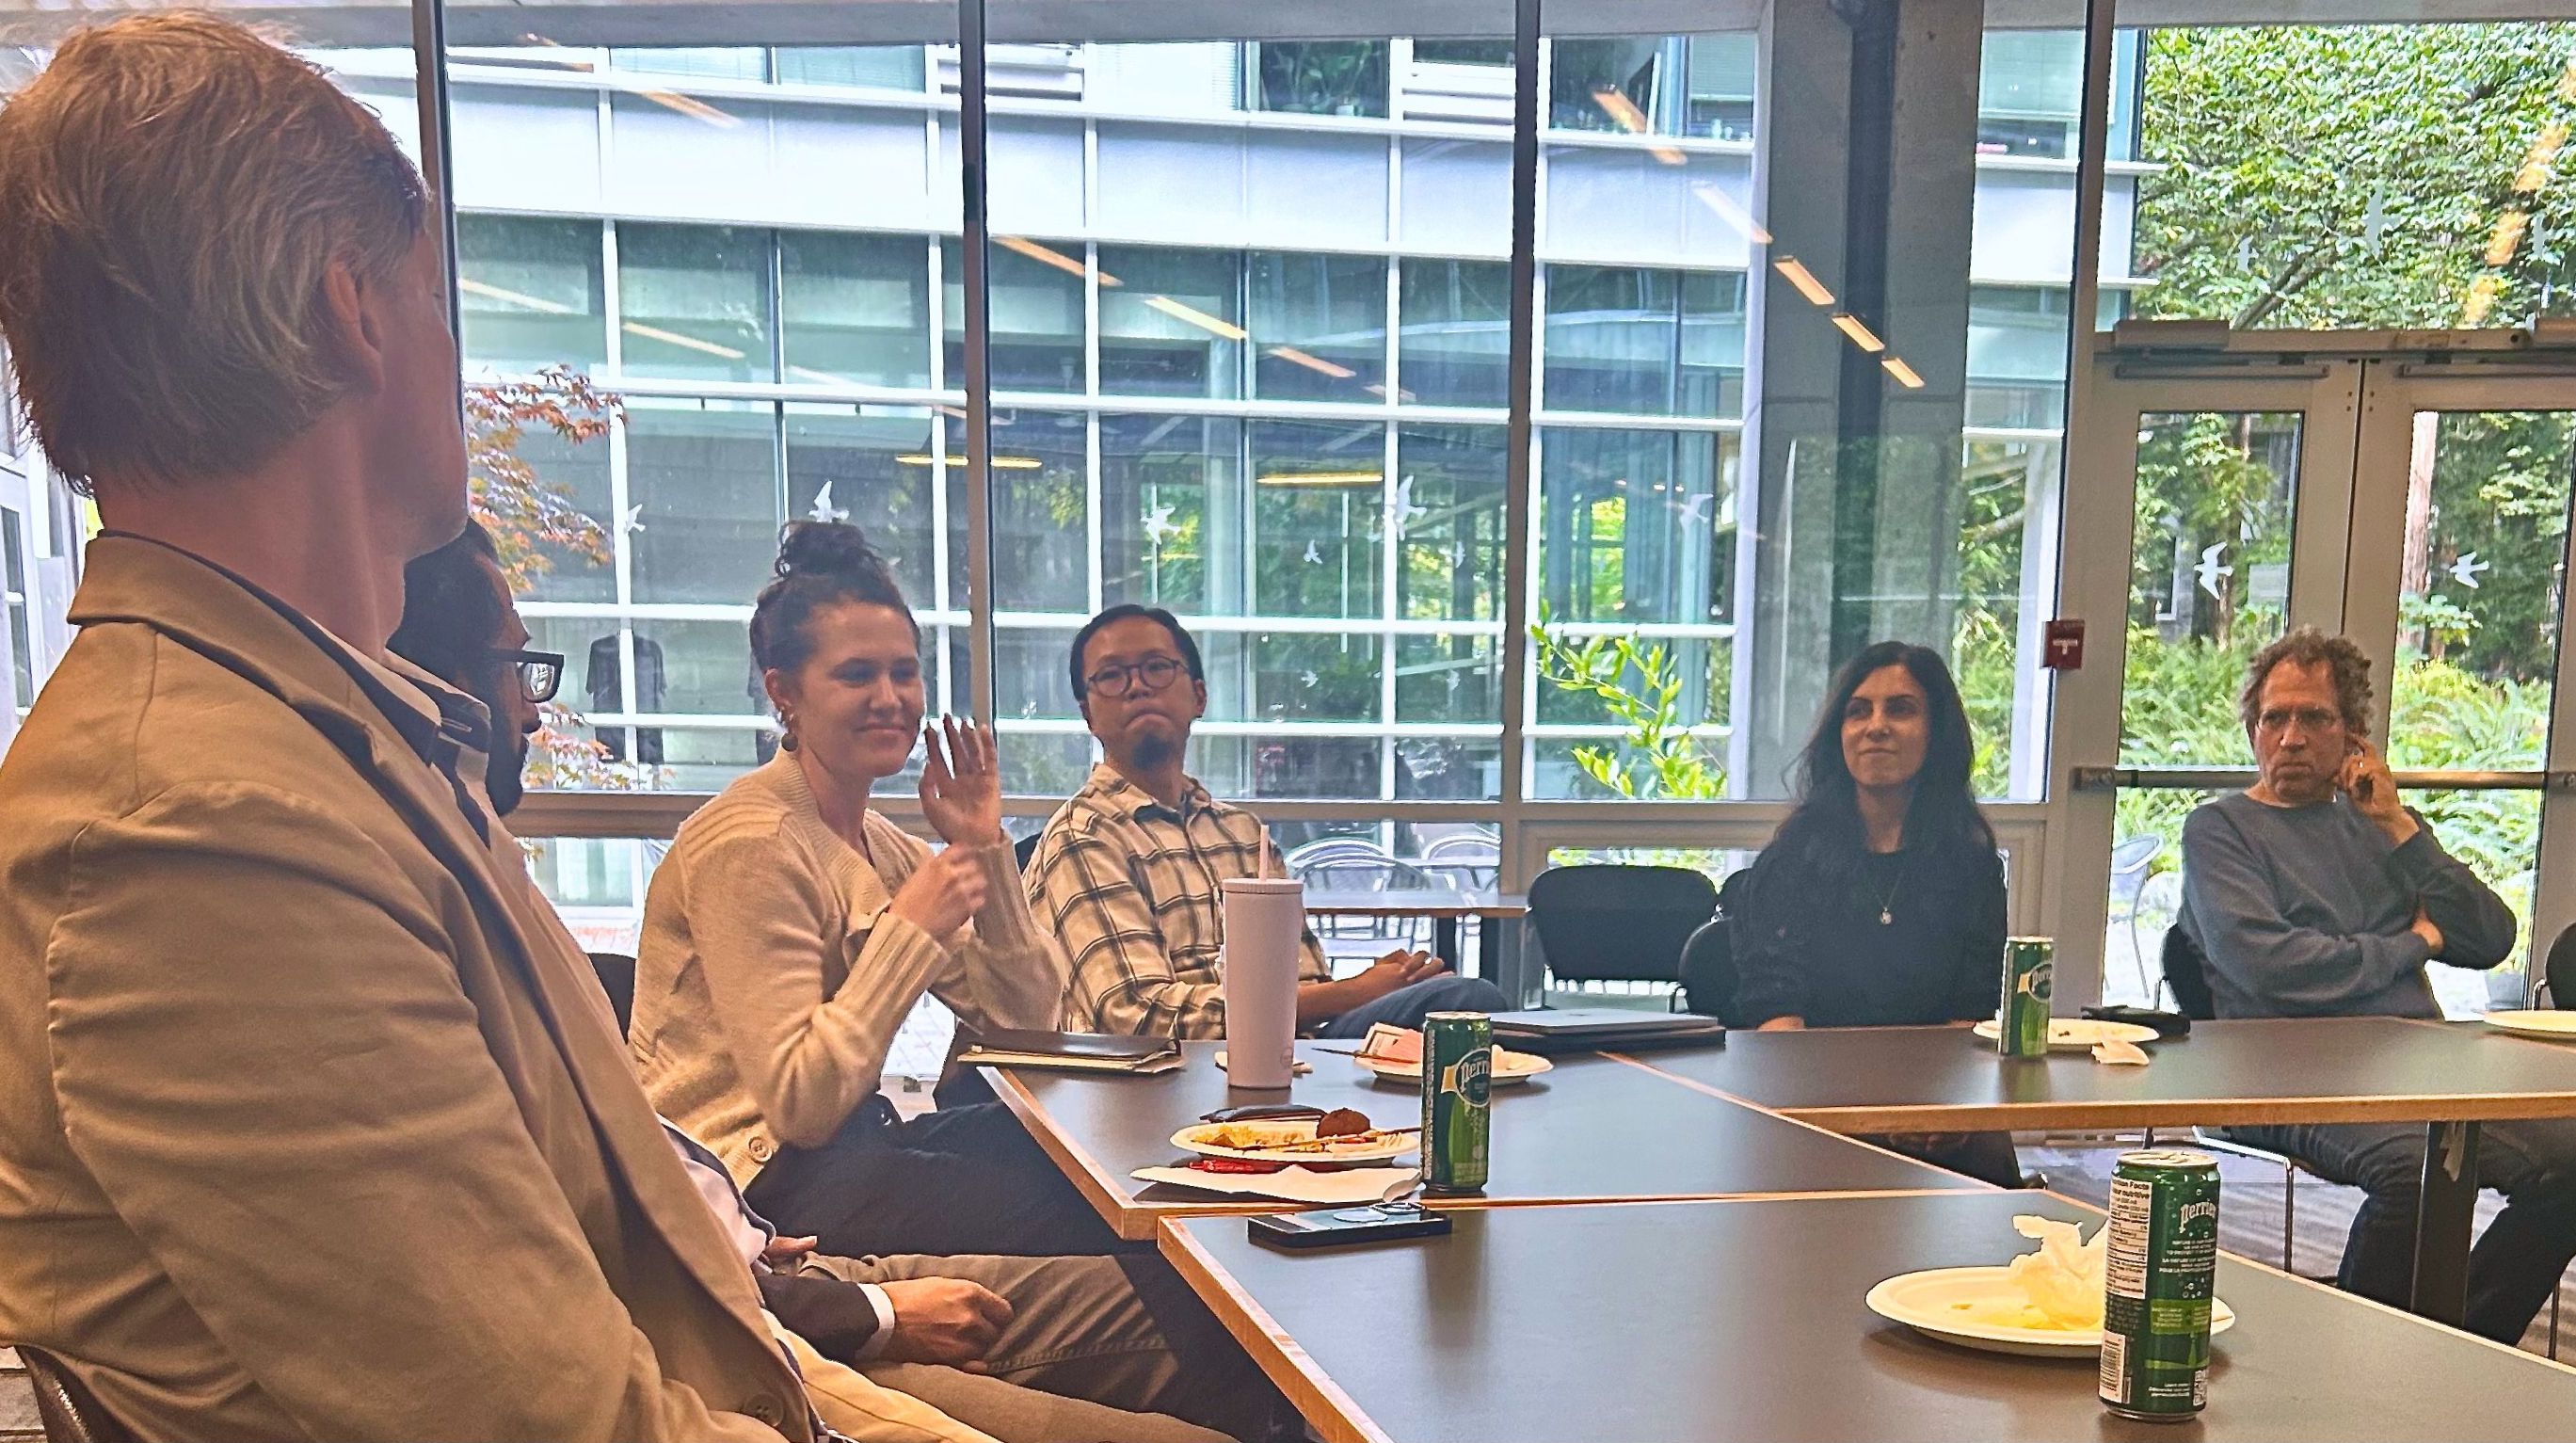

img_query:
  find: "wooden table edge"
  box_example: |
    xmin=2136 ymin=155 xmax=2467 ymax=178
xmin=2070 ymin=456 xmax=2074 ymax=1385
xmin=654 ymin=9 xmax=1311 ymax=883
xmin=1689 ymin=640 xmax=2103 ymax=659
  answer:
xmin=2023 ymin=1185 xmax=2576 ymax=1377
xmin=1765 ymin=1093 xmax=2576 ymax=1133
xmin=983 ymin=1064 xmax=1167 ymax=1242
xmin=1600 ymin=1051 xmax=2009 ymax=1187
xmin=1160 ymin=1215 xmax=1398 ymax=1443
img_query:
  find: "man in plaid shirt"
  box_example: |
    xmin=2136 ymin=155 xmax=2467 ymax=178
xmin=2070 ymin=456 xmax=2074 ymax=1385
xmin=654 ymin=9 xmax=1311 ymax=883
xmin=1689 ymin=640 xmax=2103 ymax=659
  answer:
xmin=1028 ymin=605 xmax=1507 ymax=1039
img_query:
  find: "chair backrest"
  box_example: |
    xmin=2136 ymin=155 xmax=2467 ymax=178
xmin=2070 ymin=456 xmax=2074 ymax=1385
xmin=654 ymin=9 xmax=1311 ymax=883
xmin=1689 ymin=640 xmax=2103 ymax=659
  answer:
xmin=589 ymin=952 xmax=637 ymax=1036
xmin=16 ymin=1347 xmax=135 ymax=1443
xmin=1525 ymin=864 xmax=1719 ymax=985
xmin=2546 ymin=922 xmax=2576 ymax=1009
xmin=1678 ymin=870 xmax=1749 ymax=1023
xmin=1419 ymin=832 xmax=1501 ymax=890
xmin=2160 ymin=925 xmax=2216 ymax=1022
xmin=1013 ymin=830 xmax=1044 ymax=873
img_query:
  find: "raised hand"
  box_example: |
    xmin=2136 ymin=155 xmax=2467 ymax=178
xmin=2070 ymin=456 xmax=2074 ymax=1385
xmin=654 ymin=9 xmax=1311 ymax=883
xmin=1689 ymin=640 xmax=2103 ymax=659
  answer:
xmin=917 ymin=714 xmax=1004 ymax=848
xmin=887 ymin=844 xmax=990 ymax=939
xmin=2338 ymin=738 xmax=2419 ymax=844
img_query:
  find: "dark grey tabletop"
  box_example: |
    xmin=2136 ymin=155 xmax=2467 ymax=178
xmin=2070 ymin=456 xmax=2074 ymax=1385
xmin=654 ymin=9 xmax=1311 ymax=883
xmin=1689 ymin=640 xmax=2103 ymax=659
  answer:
xmin=1164 ymin=1189 xmax=2576 ymax=1443
xmin=1633 ymin=1016 xmax=2576 ymax=1132
xmin=986 ymin=1041 xmax=1981 ymax=1241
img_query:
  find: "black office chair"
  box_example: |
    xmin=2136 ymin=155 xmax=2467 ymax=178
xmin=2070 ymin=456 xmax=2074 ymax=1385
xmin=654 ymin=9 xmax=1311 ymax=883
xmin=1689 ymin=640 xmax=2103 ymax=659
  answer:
xmin=17 ymin=1346 xmax=134 ymax=1443
xmin=1677 ymin=873 xmax=1750 ymax=1023
xmin=2539 ymin=922 xmax=2576 ymax=1009
xmin=2160 ymin=925 xmax=2217 ymax=1022
xmin=2158 ymin=925 xmax=2308 ymax=1273
xmin=1526 ymin=864 xmax=1718 ymax=998
xmin=1013 ymin=830 xmax=1044 ymax=873
xmin=588 ymin=952 xmax=637 ymax=1037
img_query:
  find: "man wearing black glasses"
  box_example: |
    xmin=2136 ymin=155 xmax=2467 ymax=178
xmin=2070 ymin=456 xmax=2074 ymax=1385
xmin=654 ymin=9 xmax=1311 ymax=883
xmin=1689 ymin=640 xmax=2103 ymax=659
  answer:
xmin=1030 ymin=603 xmax=1505 ymax=1039
xmin=387 ymin=521 xmax=564 ymax=814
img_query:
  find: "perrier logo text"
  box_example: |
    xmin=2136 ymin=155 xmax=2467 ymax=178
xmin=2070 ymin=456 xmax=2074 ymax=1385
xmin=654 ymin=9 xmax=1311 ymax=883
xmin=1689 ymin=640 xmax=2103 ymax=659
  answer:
xmin=2019 ymin=961 xmax=2054 ymax=1003
xmin=1443 ymin=1049 xmax=1494 ymax=1107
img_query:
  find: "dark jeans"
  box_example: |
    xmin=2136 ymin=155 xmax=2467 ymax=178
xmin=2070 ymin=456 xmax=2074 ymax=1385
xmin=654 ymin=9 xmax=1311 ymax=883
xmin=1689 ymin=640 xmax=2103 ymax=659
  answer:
xmin=1313 ymin=974 xmax=1512 ymax=1039
xmin=2225 ymin=1117 xmax=2576 ymax=1343
xmin=1864 ymin=1131 xmax=2025 ymax=1190
xmin=743 ymin=1097 xmax=1133 ymax=1259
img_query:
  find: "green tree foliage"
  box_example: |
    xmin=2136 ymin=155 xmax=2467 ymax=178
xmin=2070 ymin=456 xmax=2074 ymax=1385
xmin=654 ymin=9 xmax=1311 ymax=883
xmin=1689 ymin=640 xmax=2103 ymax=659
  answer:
xmin=2133 ymin=24 xmax=2576 ymax=329
xmin=466 ymin=370 xmax=661 ymax=794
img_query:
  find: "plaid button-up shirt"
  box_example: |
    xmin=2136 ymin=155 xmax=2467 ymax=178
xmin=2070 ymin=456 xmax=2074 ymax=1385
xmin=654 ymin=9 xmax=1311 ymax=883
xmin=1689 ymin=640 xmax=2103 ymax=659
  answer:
xmin=1029 ymin=762 xmax=1332 ymax=1039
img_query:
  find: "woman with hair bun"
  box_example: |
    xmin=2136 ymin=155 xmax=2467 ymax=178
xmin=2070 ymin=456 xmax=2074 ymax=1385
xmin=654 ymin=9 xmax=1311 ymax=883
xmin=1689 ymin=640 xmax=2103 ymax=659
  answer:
xmin=633 ymin=521 xmax=1103 ymax=1257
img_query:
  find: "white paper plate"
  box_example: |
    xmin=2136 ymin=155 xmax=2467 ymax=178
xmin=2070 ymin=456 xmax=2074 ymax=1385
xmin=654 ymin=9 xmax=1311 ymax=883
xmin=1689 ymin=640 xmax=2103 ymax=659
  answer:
xmin=1171 ymin=1118 xmax=1419 ymax=1164
xmin=1971 ymin=1018 xmax=2161 ymax=1051
xmin=1356 ymin=1048 xmax=1553 ymax=1086
xmin=2483 ymin=1011 xmax=2576 ymax=1043
xmin=1865 ymin=1266 xmax=2234 ymax=1358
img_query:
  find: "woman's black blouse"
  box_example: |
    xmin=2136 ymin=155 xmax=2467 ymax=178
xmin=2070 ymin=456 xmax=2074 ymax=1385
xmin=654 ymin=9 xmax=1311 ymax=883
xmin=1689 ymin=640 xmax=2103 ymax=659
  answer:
xmin=1727 ymin=834 xmax=2007 ymax=1029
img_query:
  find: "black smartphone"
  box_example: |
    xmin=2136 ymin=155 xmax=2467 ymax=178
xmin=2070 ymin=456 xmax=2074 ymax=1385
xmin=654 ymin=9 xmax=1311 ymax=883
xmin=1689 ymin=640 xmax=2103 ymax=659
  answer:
xmin=1201 ymin=1104 xmax=1325 ymax=1125
xmin=2082 ymin=1004 xmax=2190 ymax=1039
xmin=1245 ymin=1203 xmax=1453 ymax=1251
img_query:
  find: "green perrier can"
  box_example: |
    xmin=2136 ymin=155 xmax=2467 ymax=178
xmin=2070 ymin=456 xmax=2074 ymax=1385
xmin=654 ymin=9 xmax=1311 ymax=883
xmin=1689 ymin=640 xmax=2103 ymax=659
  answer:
xmin=1999 ymin=936 xmax=2055 ymax=1058
xmin=2101 ymin=1148 xmax=2221 ymax=1421
xmin=1419 ymin=1011 xmax=1492 ymax=1194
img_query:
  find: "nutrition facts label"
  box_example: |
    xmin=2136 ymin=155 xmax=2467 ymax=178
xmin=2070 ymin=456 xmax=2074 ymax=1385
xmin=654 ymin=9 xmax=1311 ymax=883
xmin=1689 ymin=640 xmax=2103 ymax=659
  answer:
xmin=2106 ymin=1177 xmax=2152 ymax=1299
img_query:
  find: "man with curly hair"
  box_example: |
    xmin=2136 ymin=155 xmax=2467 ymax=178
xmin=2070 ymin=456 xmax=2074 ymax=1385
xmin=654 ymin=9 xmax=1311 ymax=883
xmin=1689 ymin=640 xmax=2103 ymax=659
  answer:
xmin=2181 ymin=625 xmax=2568 ymax=1343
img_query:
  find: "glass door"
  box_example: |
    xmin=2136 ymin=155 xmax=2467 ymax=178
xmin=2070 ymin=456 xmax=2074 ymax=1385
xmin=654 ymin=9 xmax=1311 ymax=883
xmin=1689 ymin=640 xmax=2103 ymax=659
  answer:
xmin=2058 ymin=345 xmax=2576 ymax=1012
xmin=2052 ymin=358 xmax=2359 ymax=1008
xmin=2344 ymin=365 xmax=2576 ymax=1012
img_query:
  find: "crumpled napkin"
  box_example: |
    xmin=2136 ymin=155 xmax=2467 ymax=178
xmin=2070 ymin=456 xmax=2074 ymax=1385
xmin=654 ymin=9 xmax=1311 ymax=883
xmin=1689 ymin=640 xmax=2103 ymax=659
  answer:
xmin=1213 ymin=1051 xmax=1314 ymax=1077
xmin=2006 ymin=1215 xmax=2108 ymax=1329
xmin=2091 ymin=1038 xmax=2152 ymax=1066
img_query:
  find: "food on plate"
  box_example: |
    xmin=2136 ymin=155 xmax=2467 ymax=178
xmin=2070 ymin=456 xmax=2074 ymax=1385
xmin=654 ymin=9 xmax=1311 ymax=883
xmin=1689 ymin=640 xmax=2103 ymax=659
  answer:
xmin=1316 ymin=1107 xmax=1373 ymax=1137
xmin=1190 ymin=1118 xmax=1298 ymax=1148
xmin=1945 ymin=1215 xmax=2109 ymax=1331
xmin=1357 ymin=1023 xmax=1424 ymax=1065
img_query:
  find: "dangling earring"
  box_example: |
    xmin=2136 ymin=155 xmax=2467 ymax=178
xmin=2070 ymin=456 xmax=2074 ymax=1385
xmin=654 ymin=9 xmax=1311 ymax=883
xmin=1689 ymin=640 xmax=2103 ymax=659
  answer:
xmin=778 ymin=712 xmax=798 ymax=753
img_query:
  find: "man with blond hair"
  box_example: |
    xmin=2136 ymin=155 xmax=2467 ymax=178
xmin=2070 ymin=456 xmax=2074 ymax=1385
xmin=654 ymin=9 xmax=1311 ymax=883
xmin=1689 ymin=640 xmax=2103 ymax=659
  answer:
xmin=0 ymin=19 xmax=814 ymax=1440
xmin=2180 ymin=626 xmax=2572 ymax=1343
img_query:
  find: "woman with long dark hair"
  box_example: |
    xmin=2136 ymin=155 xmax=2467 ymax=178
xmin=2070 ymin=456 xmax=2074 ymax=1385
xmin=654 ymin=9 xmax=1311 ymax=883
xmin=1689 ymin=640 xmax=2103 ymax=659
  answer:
xmin=1727 ymin=640 xmax=2017 ymax=1185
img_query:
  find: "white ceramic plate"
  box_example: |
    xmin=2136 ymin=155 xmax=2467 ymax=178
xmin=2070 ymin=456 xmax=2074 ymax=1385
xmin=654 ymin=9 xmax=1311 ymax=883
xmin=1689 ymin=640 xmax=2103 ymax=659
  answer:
xmin=1170 ymin=1119 xmax=1419 ymax=1164
xmin=1356 ymin=1048 xmax=1554 ymax=1086
xmin=2483 ymin=1010 xmax=2576 ymax=1043
xmin=1971 ymin=1018 xmax=2161 ymax=1051
xmin=1865 ymin=1266 xmax=2234 ymax=1358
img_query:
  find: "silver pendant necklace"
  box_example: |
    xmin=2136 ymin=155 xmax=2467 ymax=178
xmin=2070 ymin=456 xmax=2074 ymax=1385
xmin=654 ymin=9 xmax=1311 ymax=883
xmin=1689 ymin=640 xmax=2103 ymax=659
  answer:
xmin=1868 ymin=854 xmax=1908 ymax=926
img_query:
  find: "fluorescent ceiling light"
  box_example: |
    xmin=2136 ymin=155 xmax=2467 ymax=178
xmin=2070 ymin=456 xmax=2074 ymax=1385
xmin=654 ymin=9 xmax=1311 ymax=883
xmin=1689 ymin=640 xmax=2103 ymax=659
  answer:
xmin=2484 ymin=210 xmax=2530 ymax=267
xmin=1144 ymin=294 xmax=1250 ymax=342
xmin=621 ymin=321 xmax=744 ymax=361
xmin=1831 ymin=313 xmax=1886 ymax=352
xmin=1690 ymin=183 xmax=1771 ymax=246
xmin=1880 ymin=356 xmax=1926 ymax=389
xmin=998 ymin=235 xmax=1121 ymax=287
xmin=460 ymin=277 xmax=576 ymax=315
xmin=1590 ymin=87 xmax=1686 ymax=166
xmin=1773 ymin=257 xmax=1835 ymax=308
xmin=1256 ymin=471 xmax=1384 ymax=488
xmin=896 ymin=454 xmax=1044 ymax=470
xmin=1266 ymin=345 xmax=1356 ymax=379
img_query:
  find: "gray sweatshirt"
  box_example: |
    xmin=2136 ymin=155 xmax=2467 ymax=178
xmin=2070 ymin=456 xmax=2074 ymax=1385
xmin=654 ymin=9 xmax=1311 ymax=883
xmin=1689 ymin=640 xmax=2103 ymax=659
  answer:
xmin=2178 ymin=792 xmax=2517 ymax=1019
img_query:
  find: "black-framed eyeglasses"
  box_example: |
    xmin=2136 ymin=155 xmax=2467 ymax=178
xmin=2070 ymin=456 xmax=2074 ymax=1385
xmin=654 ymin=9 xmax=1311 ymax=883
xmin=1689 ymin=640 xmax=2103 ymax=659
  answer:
xmin=497 ymin=648 xmax=565 ymax=705
xmin=1085 ymin=655 xmax=1188 ymax=699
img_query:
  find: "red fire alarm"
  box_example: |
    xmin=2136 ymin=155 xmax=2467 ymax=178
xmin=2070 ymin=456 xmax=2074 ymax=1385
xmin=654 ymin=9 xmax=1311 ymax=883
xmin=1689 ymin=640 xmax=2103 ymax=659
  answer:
xmin=2042 ymin=618 xmax=2085 ymax=670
